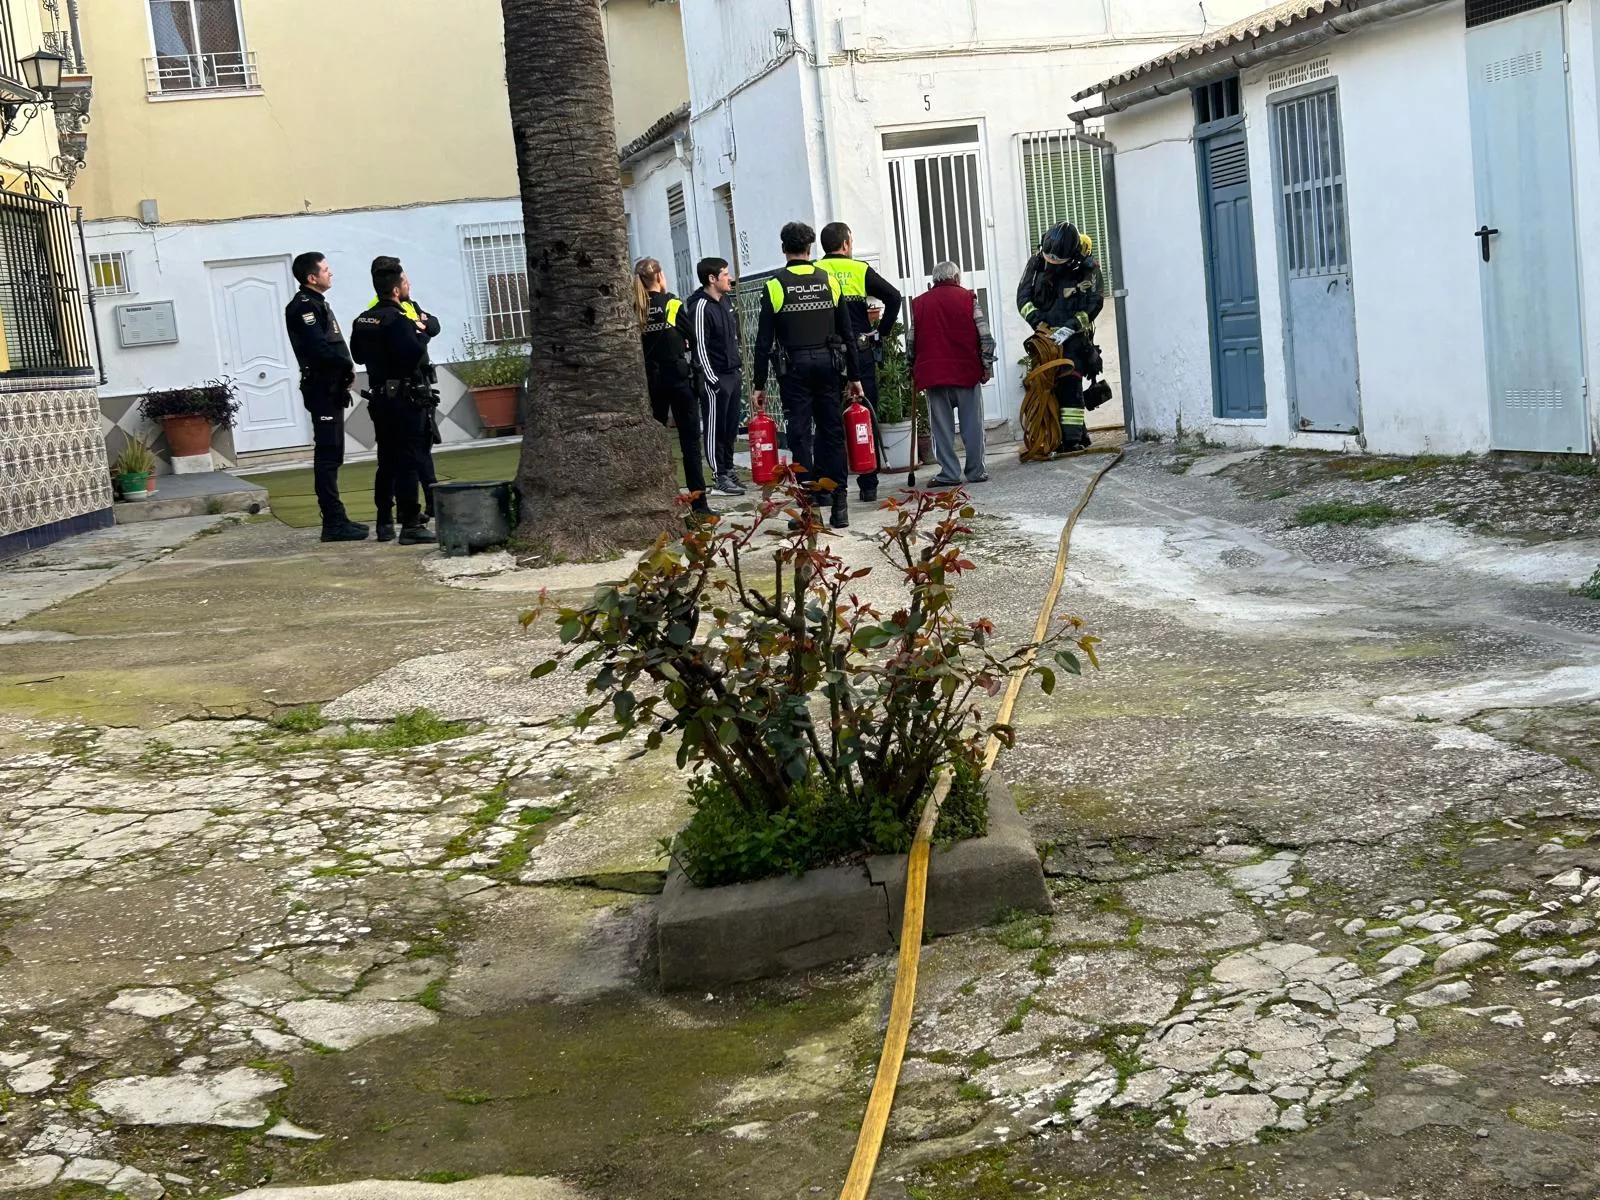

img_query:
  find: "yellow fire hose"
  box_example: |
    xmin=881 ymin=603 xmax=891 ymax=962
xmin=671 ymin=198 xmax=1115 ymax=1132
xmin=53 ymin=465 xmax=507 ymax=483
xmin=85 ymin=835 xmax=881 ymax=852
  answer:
xmin=839 ymin=448 xmax=1124 ymax=1199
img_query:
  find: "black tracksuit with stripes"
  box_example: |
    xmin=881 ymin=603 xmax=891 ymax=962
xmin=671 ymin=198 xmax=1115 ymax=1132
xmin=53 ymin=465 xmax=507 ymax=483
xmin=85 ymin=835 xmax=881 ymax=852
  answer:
xmin=686 ymin=288 xmax=743 ymax=477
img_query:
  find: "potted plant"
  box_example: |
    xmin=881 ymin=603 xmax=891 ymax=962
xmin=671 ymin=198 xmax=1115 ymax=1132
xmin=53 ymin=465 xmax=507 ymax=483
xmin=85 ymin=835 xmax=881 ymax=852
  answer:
xmin=138 ymin=379 xmax=241 ymax=464
xmin=451 ymin=330 xmax=528 ymax=433
xmin=874 ymin=324 xmax=919 ymax=472
xmin=527 ymin=479 xmax=1099 ymax=986
xmin=112 ymin=437 xmax=157 ymax=502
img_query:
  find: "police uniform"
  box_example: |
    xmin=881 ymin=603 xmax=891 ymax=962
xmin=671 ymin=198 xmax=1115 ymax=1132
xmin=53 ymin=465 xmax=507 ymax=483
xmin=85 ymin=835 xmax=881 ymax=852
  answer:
xmin=641 ymin=289 xmax=712 ymax=514
xmin=350 ymin=299 xmax=434 ymax=541
xmin=365 ymin=295 xmax=442 ymax=536
xmin=1017 ymin=223 xmax=1104 ymax=452
xmin=752 ymin=261 xmax=860 ymax=525
xmin=818 ymin=254 xmax=901 ymax=502
xmin=285 ymin=286 xmax=362 ymax=536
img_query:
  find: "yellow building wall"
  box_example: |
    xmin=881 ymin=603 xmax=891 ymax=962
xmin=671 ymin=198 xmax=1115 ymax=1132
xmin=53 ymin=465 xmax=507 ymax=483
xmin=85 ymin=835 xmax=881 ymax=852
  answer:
xmin=74 ymin=0 xmax=521 ymax=222
xmin=603 ymin=0 xmax=689 ymax=147
xmin=0 ymin=0 xmax=67 ymax=186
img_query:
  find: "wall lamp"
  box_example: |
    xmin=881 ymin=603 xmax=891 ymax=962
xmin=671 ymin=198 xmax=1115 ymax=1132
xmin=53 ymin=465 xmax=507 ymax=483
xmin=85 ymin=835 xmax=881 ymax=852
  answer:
xmin=2 ymin=50 xmax=68 ymax=140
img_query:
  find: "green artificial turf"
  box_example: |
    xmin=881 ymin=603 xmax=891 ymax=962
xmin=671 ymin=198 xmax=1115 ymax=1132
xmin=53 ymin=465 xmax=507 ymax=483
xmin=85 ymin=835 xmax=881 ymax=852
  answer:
xmin=243 ymin=440 xmax=689 ymax=528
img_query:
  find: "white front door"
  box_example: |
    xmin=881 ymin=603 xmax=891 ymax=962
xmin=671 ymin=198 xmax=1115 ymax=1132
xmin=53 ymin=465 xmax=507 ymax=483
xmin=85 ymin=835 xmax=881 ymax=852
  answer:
xmin=882 ymin=124 xmax=1003 ymax=418
xmin=208 ymin=257 xmax=308 ymax=453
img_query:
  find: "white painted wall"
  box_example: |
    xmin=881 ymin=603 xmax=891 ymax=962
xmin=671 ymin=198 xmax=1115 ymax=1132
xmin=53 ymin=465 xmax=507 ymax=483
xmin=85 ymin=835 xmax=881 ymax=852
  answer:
xmin=1106 ymin=1 xmax=1595 ymax=456
xmin=86 ymin=197 xmax=524 ymax=419
xmin=663 ymin=0 xmax=1269 ymax=429
xmin=1107 ymin=93 xmax=1218 ymax=441
xmin=623 ymin=147 xmax=693 ymax=287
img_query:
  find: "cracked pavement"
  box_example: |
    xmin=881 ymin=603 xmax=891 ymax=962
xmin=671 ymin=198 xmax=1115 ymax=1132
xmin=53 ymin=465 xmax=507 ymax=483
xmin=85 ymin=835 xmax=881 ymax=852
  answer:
xmin=2 ymin=442 xmax=1600 ymax=1198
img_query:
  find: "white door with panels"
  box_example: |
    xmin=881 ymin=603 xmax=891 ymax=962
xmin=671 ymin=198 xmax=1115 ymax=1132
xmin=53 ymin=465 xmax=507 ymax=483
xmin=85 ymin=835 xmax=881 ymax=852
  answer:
xmin=209 ymin=257 xmax=309 ymax=453
xmin=882 ymin=124 xmax=1003 ymax=418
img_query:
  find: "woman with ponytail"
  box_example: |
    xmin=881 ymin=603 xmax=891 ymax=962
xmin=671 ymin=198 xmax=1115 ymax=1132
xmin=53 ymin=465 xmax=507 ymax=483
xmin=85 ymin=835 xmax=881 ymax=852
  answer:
xmin=636 ymin=257 xmax=712 ymax=515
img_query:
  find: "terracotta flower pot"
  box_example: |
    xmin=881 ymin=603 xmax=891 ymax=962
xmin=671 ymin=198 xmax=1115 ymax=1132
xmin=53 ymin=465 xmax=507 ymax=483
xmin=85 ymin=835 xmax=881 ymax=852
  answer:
xmin=471 ymin=385 xmax=520 ymax=433
xmin=161 ymin=413 xmax=213 ymax=458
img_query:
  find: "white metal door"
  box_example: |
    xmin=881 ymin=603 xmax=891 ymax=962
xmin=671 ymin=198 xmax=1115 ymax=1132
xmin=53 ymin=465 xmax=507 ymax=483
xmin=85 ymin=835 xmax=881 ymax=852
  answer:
xmin=208 ymin=258 xmax=308 ymax=453
xmin=1466 ymin=4 xmax=1589 ymax=452
xmin=883 ymin=128 xmax=1002 ymax=418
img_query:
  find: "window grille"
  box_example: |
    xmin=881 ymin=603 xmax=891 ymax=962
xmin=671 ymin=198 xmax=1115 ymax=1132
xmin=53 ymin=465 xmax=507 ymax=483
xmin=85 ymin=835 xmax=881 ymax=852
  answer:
xmin=459 ymin=221 xmax=529 ymax=344
xmin=0 ymin=186 xmax=94 ymax=376
xmin=88 ymin=251 xmax=133 ymax=297
xmin=667 ymin=184 xmax=692 ymax=298
xmin=1194 ymin=76 xmax=1242 ymax=126
xmin=1273 ymin=89 xmax=1349 ymax=277
xmin=1465 ymin=0 xmax=1561 ymax=28
xmin=1018 ymin=129 xmax=1113 ymax=286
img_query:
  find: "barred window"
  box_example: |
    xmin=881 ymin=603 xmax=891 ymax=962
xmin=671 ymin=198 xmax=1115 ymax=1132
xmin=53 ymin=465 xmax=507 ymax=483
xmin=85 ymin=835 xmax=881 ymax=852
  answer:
xmin=145 ymin=0 xmax=259 ymax=94
xmin=459 ymin=221 xmax=529 ymax=344
xmin=1018 ymin=129 xmax=1113 ymax=287
xmin=88 ymin=251 xmax=133 ymax=297
xmin=0 ymin=188 xmax=94 ymax=376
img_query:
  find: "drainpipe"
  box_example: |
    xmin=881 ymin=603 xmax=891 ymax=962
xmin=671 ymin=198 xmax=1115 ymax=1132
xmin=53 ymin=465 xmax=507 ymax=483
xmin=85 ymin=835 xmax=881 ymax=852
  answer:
xmin=807 ymin=0 xmax=840 ymax=222
xmin=1071 ymin=0 xmax=1452 ymax=119
xmin=1073 ymin=129 xmax=1136 ymax=440
xmin=65 ymin=0 xmax=85 ymax=71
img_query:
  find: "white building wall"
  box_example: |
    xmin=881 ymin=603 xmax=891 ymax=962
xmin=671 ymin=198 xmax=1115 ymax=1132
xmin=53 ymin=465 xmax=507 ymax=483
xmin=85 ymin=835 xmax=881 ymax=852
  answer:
xmin=623 ymin=148 xmax=692 ymax=284
xmin=87 ymin=199 xmax=524 ymax=392
xmin=1106 ymin=1 xmax=1592 ymax=456
xmin=1108 ymin=94 xmax=1218 ymax=440
xmin=669 ymin=0 xmax=1268 ymax=429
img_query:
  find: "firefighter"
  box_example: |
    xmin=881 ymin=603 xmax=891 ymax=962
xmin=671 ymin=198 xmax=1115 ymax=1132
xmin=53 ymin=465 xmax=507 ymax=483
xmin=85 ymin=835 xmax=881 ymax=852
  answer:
xmin=817 ymin=222 xmax=901 ymax=503
xmin=1017 ymin=222 xmax=1104 ymax=453
xmin=752 ymin=221 xmax=863 ymax=529
xmin=284 ymin=252 xmax=367 ymax=542
xmin=635 ymin=257 xmax=713 ymax=517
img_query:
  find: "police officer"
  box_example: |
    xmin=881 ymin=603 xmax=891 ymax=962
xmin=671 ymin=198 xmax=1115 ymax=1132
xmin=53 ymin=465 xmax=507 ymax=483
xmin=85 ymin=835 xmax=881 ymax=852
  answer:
xmin=364 ymin=257 xmax=441 ymax=542
xmin=285 ymin=252 xmax=368 ymax=542
xmin=752 ymin=221 xmax=863 ymax=529
xmin=635 ymin=256 xmax=713 ymax=517
xmin=350 ymin=260 xmax=437 ymax=546
xmin=1016 ymin=222 xmax=1104 ymax=452
xmin=817 ymin=222 xmax=901 ymax=504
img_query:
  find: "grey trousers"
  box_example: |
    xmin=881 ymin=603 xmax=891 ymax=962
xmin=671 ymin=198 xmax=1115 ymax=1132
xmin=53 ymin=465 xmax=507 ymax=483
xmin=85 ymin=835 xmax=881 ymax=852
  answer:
xmin=926 ymin=385 xmax=987 ymax=482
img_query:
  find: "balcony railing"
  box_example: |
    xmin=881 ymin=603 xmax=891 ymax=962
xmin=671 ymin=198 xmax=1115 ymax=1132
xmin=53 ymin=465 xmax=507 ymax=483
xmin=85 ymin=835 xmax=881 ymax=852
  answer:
xmin=0 ymin=3 xmax=20 ymax=90
xmin=144 ymin=50 xmax=260 ymax=97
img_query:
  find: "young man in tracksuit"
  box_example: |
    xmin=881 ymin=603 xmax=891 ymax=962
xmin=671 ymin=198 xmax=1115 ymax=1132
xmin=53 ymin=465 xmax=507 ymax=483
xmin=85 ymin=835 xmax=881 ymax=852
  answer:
xmin=686 ymin=257 xmax=745 ymax=497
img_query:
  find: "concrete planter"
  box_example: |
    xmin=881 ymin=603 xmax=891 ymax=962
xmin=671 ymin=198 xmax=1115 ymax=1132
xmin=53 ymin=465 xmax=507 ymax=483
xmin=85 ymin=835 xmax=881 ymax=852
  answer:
xmin=657 ymin=773 xmax=1048 ymax=991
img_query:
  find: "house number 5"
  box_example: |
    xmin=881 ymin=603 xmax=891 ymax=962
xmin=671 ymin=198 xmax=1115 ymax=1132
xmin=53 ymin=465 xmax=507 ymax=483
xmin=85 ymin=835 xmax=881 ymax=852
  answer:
xmin=923 ymin=94 xmax=932 ymax=111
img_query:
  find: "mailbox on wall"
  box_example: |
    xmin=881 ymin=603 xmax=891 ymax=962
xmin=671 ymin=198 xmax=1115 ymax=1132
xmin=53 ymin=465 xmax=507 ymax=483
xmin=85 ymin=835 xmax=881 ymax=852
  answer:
xmin=115 ymin=302 xmax=179 ymax=348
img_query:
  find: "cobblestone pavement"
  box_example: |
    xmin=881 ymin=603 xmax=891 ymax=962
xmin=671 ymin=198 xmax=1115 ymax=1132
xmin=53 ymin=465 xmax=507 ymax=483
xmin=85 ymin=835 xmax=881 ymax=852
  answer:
xmin=1 ymin=444 xmax=1599 ymax=1199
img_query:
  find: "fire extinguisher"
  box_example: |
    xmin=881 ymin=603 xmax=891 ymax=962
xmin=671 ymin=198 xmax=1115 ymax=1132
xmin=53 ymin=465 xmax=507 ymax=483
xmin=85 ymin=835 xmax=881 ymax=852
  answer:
xmin=845 ymin=398 xmax=878 ymax=476
xmin=748 ymin=399 xmax=780 ymax=486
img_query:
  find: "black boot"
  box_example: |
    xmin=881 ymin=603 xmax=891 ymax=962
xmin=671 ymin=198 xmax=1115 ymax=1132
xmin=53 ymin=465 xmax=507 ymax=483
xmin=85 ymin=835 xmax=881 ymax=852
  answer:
xmin=859 ymin=480 xmax=878 ymax=503
xmin=397 ymin=523 xmax=437 ymax=546
xmin=375 ymin=521 xmax=395 ymax=543
xmin=321 ymin=519 xmax=369 ymax=543
xmin=830 ymin=493 xmax=849 ymax=529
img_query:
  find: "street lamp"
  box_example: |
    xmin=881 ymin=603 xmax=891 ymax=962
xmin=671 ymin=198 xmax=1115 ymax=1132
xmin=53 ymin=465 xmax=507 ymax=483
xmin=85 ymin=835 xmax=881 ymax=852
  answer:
xmin=18 ymin=49 xmax=67 ymax=95
xmin=2 ymin=49 xmax=68 ymax=141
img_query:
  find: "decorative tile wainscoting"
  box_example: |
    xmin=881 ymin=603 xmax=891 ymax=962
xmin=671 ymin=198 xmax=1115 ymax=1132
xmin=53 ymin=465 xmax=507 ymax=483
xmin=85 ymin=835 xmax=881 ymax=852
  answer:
xmin=0 ymin=377 xmax=114 ymax=558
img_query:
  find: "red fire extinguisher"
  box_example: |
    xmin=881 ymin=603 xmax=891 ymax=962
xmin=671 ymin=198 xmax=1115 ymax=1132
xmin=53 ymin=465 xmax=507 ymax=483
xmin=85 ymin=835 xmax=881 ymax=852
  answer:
xmin=845 ymin=399 xmax=878 ymax=476
xmin=748 ymin=400 xmax=780 ymax=486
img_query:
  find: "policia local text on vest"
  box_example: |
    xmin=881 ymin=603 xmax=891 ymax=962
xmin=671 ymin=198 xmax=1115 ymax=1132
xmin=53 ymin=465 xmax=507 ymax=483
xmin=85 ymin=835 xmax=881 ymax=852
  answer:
xmin=752 ymin=221 xmax=863 ymax=529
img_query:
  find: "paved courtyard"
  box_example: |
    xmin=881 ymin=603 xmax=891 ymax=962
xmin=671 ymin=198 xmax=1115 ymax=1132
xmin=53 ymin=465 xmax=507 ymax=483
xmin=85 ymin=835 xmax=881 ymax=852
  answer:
xmin=2 ymin=444 xmax=1600 ymax=1199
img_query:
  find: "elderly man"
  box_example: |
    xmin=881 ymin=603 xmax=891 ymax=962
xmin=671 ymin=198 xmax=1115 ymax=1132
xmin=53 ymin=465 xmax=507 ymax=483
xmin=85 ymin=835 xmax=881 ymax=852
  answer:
xmin=909 ymin=261 xmax=995 ymax=487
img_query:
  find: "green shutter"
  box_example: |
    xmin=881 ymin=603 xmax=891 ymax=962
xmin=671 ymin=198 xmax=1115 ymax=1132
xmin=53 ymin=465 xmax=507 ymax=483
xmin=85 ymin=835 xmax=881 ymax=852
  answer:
xmin=1020 ymin=133 xmax=1113 ymax=290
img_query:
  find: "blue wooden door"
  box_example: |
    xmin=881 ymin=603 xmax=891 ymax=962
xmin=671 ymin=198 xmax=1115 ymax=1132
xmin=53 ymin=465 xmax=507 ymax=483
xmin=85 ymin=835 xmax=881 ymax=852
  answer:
xmin=1467 ymin=5 xmax=1589 ymax=453
xmin=1200 ymin=131 xmax=1267 ymax=420
xmin=1273 ymin=87 xmax=1361 ymax=433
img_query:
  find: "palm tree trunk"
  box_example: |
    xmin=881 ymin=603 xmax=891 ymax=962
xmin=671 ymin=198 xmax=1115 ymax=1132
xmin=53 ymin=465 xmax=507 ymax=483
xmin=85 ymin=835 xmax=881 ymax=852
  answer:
xmin=500 ymin=0 xmax=679 ymax=560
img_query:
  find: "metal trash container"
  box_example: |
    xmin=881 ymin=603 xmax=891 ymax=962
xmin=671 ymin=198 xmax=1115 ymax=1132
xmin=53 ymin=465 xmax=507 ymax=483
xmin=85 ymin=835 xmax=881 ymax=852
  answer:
xmin=433 ymin=480 xmax=517 ymax=557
